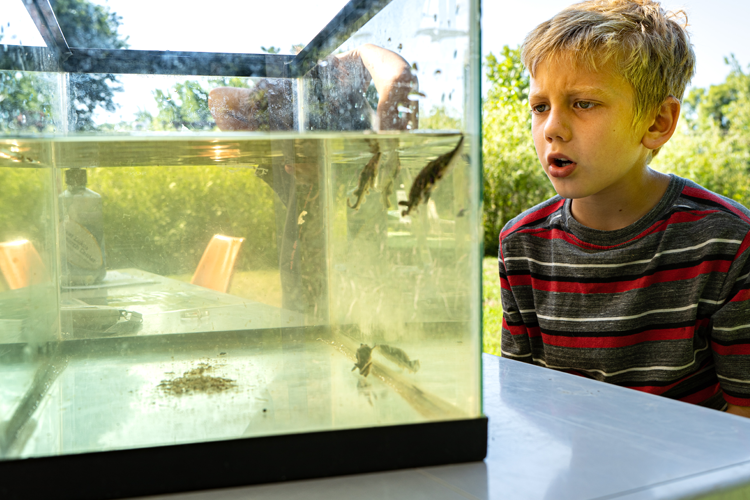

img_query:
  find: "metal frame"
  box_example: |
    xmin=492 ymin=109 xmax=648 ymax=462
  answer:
xmin=4 ymin=0 xmax=394 ymax=77
xmin=20 ymin=0 xmax=71 ymax=61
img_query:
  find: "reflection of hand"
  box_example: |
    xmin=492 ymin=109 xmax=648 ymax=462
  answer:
xmin=337 ymin=44 xmax=419 ymax=131
xmin=209 ymin=44 xmax=418 ymax=132
xmin=208 ymin=80 xmax=293 ymax=131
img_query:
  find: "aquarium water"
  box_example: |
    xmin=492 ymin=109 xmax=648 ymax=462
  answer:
xmin=0 ymin=132 xmax=481 ymax=459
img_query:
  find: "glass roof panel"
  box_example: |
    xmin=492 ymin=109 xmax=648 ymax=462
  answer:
xmin=56 ymin=0 xmax=352 ymax=54
xmin=2 ymin=1 xmax=47 ymax=47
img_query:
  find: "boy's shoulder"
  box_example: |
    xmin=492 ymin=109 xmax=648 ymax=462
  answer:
xmin=678 ymin=177 xmax=750 ymax=228
xmin=500 ymin=194 xmax=565 ymax=243
xmin=499 ymin=176 xmax=750 ymax=250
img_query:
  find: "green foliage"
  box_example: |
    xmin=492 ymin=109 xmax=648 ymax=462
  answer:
xmin=86 ymin=165 xmax=278 ymax=275
xmin=149 ymin=82 xmax=215 ymax=131
xmin=419 ymin=106 xmax=462 ymax=130
xmin=652 ymin=56 xmax=750 ymax=207
xmin=53 ymin=0 xmax=129 ymax=131
xmin=0 ymin=0 xmax=128 ymax=133
xmin=482 ymin=256 xmax=503 ymax=356
xmin=485 ymin=46 xmax=530 ymax=106
xmin=0 ymin=168 xmax=54 ymax=246
xmin=482 ymin=46 xmax=554 ymax=256
xmin=0 ymin=72 xmax=58 ymax=132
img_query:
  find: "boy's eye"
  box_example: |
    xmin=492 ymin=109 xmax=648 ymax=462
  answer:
xmin=531 ymin=104 xmax=549 ymax=113
xmin=575 ymin=101 xmax=596 ymax=110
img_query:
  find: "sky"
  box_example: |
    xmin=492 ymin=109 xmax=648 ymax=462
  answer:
xmin=481 ymin=0 xmax=750 ymax=91
xmin=3 ymin=0 xmax=750 ymax=125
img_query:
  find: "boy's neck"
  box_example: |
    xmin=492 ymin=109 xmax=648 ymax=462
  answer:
xmin=569 ymin=168 xmax=671 ymax=231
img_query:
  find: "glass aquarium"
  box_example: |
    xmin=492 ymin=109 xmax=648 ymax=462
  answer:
xmin=0 ymin=0 xmax=484 ymax=496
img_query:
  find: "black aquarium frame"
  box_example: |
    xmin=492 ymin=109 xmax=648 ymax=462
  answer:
xmin=7 ymin=0 xmax=395 ymax=77
xmin=1 ymin=0 xmax=487 ymax=497
xmin=1 ymin=418 xmax=488 ymax=500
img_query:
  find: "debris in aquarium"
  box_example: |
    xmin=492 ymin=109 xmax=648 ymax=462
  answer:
xmin=298 ymin=210 xmax=308 ymax=225
xmin=456 ymin=208 xmax=467 ymax=217
xmin=435 ymin=69 xmax=442 ymax=75
xmin=352 ymin=343 xmax=376 ymax=377
xmin=347 ymin=142 xmax=382 ymax=210
xmin=378 ymin=345 xmax=420 ymax=373
xmin=411 ymin=62 xmax=418 ymax=71
xmin=219 ymin=352 xmax=226 ymax=356
xmin=399 ymin=135 xmax=465 ymax=216
xmin=398 ymin=43 xmax=403 ymax=50
xmin=158 ymin=362 xmax=236 ymax=396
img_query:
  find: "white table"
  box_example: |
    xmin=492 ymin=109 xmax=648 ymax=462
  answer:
xmin=134 ymin=353 xmax=750 ymax=500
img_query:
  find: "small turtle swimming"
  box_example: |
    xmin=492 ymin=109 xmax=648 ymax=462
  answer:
xmin=377 ymin=344 xmax=420 ymax=373
xmin=352 ymin=343 xmax=376 ymax=377
xmin=348 ymin=141 xmax=382 ymax=210
xmin=399 ymin=134 xmax=464 ymax=216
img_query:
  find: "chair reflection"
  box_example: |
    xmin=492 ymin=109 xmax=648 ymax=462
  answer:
xmin=190 ymin=234 xmax=245 ymax=293
xmin=0 ymin=239 xmax=50 ymax=290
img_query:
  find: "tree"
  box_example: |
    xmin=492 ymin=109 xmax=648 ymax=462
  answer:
xmin=419 ymin=105 xmax=461 ymax=130
xmin=482 ymin=45 xmax=554 ymax=256
xmin=0 ymin=0 xmax=128 ymax=133
xmin=52 ymin=0 xmax=129 ymax=131
xmin=651 ymin=57 xmax=750 ymax=207
xmin=0 ymin=69 xmax=57 ymax=132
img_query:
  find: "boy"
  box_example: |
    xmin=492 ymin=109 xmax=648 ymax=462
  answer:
xmin=499 ymin=0 xmax=750 ymax=417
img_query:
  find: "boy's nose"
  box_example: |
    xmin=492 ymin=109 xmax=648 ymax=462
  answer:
xmin=544 ymin=110 xmax=571 ymax=143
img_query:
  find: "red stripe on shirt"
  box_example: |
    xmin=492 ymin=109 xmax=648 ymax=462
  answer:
xmin=520 ymin=210 xmax=719 ymax=250
xmin=723 ymin=394 xmax=750 ymax=406
xmin=499 ymin=275 xmax=511 ymax=290
xmin=504 ymin=321 xmax=542 ymax=339
xmin=501 ymin=200 xmax=565 ymax=239
xmin=678 ymin=382 xmax=722 ymax=405
xmin=711 ymin=341 xmax=750 ymax=356
xmin=683 ymin=186 xmax=750 ymax=225
xmin=730 ymin=288 xmax=750 ymax=303
xmin=519 ymin=260 xmax=732 ymax=294
xmin=735 ymin=233 xmax=750 ymax=259
xmin=541 ymin=325 xmax=697 ymax=349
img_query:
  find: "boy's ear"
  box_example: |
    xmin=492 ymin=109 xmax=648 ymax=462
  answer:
xmin=641 ymin=97 xmax=681 ymax=150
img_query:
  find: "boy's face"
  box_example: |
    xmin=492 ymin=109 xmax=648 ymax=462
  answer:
xmin=528 ymin=55 xmax=652 ymax=200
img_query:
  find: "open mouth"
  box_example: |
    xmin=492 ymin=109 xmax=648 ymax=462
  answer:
xmin=552 ymin=158 xmax=574 ymax=168
xmin=547 ymin=155 xmax=576 ymax=178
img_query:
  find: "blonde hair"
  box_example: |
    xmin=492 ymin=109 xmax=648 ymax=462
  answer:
xmin=522 ymin=0 xmax=695 ymax=130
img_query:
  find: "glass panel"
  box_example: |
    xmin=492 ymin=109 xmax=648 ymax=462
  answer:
xmin=0 ymin=138 xmax=59 ymax=457
xmin=56 ymin=0 xmax=350 ymax=54
xmin=1 ymin=1 xmax=46 ymax=47
xmin=0 ymin=0 xmax=481 ymax=462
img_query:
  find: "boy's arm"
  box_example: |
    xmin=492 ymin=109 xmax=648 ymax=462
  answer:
xmin=709 ymin=231 xmax=750 ymax=415
xmin=727 ymin=404 xmax=750 ymax=418
xmin=334 ymin=44 xmax=418 ymax=131
xmin=498 ymin=245 xmax=533 ymax=361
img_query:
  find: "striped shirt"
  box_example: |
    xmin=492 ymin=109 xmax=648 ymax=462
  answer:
xmin=499 ymin=175 xmax=750 ymax=410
